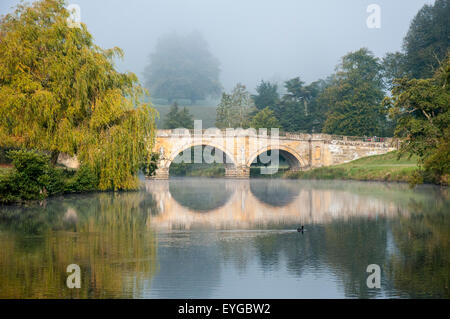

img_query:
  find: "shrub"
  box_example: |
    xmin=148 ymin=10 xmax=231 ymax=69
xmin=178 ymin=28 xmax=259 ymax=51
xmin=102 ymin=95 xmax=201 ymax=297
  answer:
xmin=65 ymin=165 xmax=99 ymax=193
xmin=0 ymin=150 xmax=102 ymax=204
xmin=0 ymin=147 xmax=15 ymax=164
xmin=9 ymin=150 xmax=51 ymax=200
xmin=45 ymin=167 xmax=67 ymax=196
xmin=0 ymin=150 xmax=51 ymax=203
xmin=0 ymin=174 xmax=20 ymax=204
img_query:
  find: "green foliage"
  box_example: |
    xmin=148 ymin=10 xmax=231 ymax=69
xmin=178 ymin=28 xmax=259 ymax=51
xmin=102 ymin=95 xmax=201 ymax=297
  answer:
xmin=165 ymin=102 xmax=180 ymax=129
xmin=384 ymin=55 xmax=450 ymax=185
xmin=0 ymin=0 xmax=157 ymax=191
xmin=179 ymin=107 xmax=195 ymax=129
xmin=275 ymin=77 xmax=308 ymax=132
xmin=0 ymin=150 xmax=102 ymax=204
xmin=0 ymin=150 xmax=51 ymax=203
xmin=275 ymin=77 xmax=330 ymax=132
xmin=144 ymin=31 xmax=222 ymax=103
xmin=321 ymin=48 xmax=387 ymax=136
xmin=216 ymin=83 xmax=256 ymax=128
xmin=402 ymin=0 xmax=449 ymax=79
xmin=9 ymin=150 xmax=51 ymax=200
xmin=382 ymin=52 xmax=408 ymax=89
xmin=0 ymin=148 xmax=15 ymax=164
xmin=250 ymin=107 xmax=280 ymax=129
xmin=164 ymin=102 xmax=194 ymax=129
xmin=65 ymin=165 xmax=99 ymax=193
xmin=0 ymin=174 xmax=19 ymax=204
xmin=153 ymin=104 xmax=217 ymax=129
xmin=140 ymin=153 xmax=159 ymax=178
xmin=170 ymin=163 xmax=225 ymax=177
xmin=252 ymin=80 xmax=279 ymax=110
xmin=44 ymin=166 xmax=67 ymax=196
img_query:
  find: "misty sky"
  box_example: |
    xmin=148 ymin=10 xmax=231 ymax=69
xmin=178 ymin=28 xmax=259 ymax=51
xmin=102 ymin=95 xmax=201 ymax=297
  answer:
xmin=1 ymin=0 xmax=433 ymax=92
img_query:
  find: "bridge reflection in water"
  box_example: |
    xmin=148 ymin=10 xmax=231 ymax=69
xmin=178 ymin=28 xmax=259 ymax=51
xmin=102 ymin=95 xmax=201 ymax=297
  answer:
xmin=144 ymin=178 xmax=409 ymax=230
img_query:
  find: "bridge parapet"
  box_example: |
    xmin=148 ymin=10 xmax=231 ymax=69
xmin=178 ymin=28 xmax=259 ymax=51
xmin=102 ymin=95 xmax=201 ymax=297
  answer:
xmin=156 ymin=129 xmax=396 ymax=143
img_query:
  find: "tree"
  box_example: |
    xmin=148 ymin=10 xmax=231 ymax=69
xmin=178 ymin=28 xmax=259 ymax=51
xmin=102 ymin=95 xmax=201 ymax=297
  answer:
xmin=382 ymin=52 xmax=408 ymax=89
xmin=0 ymin=0 xmax=157 ymax=191
xmin=383 ymin=55 xmax=449 ymax=185
xmin=402 ymin=0 xmax=449 ymax=79
xmin=252 ymin=80 xmax=279 ymax=110
xmin=164 ymin=102 xmax=194 ymax=129
xmin=275 ymin=77 xmax=307 ymax=132
xmin=321 ymin=48 xmax=386 ymax=136
xmin=216 ymin=83 xmax=256 ymax=128
xmin=250 ymin=107 xmax=280 ymax=129
xmin=275 ymin=77 xmax=330 ymax=132
xmin=307 ymin=78 xmax=334 ymax=133
xmin=164 ymin=102 xmax=181 ymax=129
xmin=144 ymin=31 xmax=222 ymax=104
xmin=178 ymin=107 xmax=195 ymax=129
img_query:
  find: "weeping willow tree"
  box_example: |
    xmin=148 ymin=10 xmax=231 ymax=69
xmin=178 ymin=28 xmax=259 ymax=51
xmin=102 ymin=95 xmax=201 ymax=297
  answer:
xmin=0 ymin=0 xmax=157 ymax=190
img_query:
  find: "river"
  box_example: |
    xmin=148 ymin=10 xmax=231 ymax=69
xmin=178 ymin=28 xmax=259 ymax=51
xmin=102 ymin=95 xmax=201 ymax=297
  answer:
xmin=0 ymin=178 xmax=448 ymax=298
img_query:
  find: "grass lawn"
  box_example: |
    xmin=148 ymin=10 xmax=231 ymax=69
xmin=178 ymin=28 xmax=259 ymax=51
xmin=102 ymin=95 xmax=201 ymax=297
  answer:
xmin=286 ymin=151 xmax=419 ymax=183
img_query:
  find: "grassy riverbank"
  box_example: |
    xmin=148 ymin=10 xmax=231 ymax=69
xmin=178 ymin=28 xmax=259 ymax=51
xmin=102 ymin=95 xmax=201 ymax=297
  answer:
xmin=285 ymin=151 xmax=419 ymax=183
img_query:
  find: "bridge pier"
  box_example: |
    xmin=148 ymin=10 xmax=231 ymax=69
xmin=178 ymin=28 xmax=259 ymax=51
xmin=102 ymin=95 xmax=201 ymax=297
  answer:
xmin=225 ymin=165 xmax=250 ymax=179
xmin=147 ymin=167 xmax=169 ymax=180
xmin=147 ymin=165 xmax=250 ymax=180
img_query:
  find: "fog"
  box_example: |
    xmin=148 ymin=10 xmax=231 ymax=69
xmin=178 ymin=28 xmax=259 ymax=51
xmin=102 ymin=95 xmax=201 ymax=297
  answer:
xmin=1 ymin=0 xmax=433 ymax=92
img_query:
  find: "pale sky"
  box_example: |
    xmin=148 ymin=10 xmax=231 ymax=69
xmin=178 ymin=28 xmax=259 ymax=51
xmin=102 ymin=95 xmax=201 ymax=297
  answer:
xmin=1 ymin=0 xmax=434 ymax=92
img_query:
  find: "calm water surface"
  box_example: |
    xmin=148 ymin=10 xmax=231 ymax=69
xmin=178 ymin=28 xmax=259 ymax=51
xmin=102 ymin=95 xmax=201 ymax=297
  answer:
xmin=0 ymin=178 xmax=448 ymax=298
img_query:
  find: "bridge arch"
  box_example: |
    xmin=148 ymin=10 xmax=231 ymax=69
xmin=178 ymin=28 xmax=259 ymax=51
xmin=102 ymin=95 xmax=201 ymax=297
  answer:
xmin=163 ymin=142 xmax=237 ymax=179
xmin=246 ymin=145 xmax=307 ymax=171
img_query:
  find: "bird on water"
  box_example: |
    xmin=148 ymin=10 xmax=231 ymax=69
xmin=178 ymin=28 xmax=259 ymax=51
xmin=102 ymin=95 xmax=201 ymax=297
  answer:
xmin=297 ymin=225 xmax=305 ymax=233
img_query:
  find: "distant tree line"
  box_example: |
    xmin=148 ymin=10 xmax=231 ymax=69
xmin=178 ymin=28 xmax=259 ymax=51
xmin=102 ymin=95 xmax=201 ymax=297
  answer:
xmin=216 ymin=48 xmax=389 ymax=137
xmin=213 ymin=0 xmax=449 ymax=184
xmin=215 ymin=0 xmax=449 ymax=139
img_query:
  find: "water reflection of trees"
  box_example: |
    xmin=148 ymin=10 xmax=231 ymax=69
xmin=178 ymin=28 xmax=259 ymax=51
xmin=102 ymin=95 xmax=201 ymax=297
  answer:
xmin=0 ymin=192 xmax=159 ymax=298
xmin=386 ymin=192 xmax=449 ymax=298
xmin=215 ymin=188 xmax=449 ymax=298
xmin=321 ymin=218 xmax=389 ymax=298
xmin=1 ymin=180 xmax=447 ymax=298
xmin=216 ymin=220 xmax=388 ymax=298
xmin=149 ymin=233 xmax=222 ymax=298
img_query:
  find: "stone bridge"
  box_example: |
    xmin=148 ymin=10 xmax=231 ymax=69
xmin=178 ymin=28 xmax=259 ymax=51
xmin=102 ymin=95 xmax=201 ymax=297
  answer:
xmin=150 ymin=129 xmax=398 ymax=179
